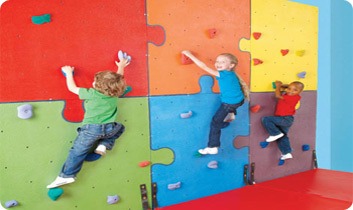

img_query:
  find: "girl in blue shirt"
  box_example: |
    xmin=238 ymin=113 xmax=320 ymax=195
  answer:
xmin=182 ymin=50 xmax=249 ymax=155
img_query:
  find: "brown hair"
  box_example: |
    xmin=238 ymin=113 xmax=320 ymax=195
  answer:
xmin=94 ymin=71 xmax=126 ymax=97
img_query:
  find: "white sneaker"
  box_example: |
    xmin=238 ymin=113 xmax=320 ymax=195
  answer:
xmin=223 ymin=113 xmax=235 ymax=122
xmin=198 ymin=147 xmax=218 ymax=155
xmin=47 ymin=176 xmax=75 ymax=188
xmin=94 ymin=145 xmax=107 ymax=155
xmin=281 ymin=153 xmax=293 ymax=160
xmin=265 ymin=133 xmax=284 ymax=142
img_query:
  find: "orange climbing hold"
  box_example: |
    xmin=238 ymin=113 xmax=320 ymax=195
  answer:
xmin=252 ymin=32 xmax=262 ymax=40
xmin=253 ymin=58 xmax=263 ymax=65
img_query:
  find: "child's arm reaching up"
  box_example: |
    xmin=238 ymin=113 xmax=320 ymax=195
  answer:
xmin=182 ymin=50 xmax=220 ymax=77
xmin=62 ymin=66 xmax=79 ymax=95
xmin=274 ymin=80 xmax=284 ymax=99
xmin=115 ymin=58 xmax=130 ymax=76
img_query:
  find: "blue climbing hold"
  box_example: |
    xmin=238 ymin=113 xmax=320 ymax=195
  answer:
xmin=260 ymin=141 xmax=269 ymax=148
xmin=278 ymin=159 xmax=285 ymax=166
xmin=121 ymin=86 xmax=132 ymax=97
xmin=302 ymin=144 xmax=310 ymax=151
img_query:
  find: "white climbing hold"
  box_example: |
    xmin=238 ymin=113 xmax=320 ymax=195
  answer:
xmin=167 ymin=181 xmax=181 ymax=190
xmin=207 ymin=160 xmax=218 ymax=169
xmin=17 ymin=104 xmax=33 ymax=119
xmin=118 ymin=50 xmax=131 ymax=62
xmin=107 ymin=195 xmax=120 ymax=204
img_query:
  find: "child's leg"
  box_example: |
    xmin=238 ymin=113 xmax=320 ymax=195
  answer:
xmin=95 ymin=123 xmax=125 ymax=154
xmin=207 ymin=104 xmax=230 ymax=148
xmin=261 ymin=116 xmax=284 ymax=136
xmin=60 ymin=127 xmax=99 ymax=177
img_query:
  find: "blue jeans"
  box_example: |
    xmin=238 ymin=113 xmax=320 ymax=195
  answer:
xmin=262 ymin=116 xmax=294 ymax=154
xmin=208 ymin=101 xmax=244 ymax=147
xmin=60 ymin=122 xmax=125 ymax=178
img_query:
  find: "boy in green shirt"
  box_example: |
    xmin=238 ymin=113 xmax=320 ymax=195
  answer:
xmin=47 ymin=57 xmax=130 ymax=188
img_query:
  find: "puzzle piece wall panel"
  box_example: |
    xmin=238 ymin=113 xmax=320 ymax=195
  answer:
xmin=147 ymin=0 xmax=250 ymax=96
xmin=234 ymin=91 xmax=317 ymax=183
xmin=0 ymin=0 xmax=165 ymax=122
xmin=0 ymin=98 xmax=173 ymax=210
xmin=150 ymin=76 xmax=250 ymax=207
xmin=239 ymin=0 xmax=318 ymax=92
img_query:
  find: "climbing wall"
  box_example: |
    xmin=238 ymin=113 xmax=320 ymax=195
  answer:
xmin=236 ymin=0 xmax=318 ymax=183
xmin=0 ymin=0 xmax=319 ymax=209
xmin=0 ymin=0 xmax=172 ymax=209
xmin=147 ymin=0 xmax=251 ymax=207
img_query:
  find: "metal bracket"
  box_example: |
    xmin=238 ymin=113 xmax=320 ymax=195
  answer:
xmin=140 ymin=184 xmax=150 ymax=210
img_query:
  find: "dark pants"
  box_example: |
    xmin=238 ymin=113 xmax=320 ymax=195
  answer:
xmin=208 ymin=101 xmax=244 ymax=147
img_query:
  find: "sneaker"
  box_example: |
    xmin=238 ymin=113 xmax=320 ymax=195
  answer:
xmin=94 ymin=144 xmax=107 ymax=155
xmin=281 ymin=153 xmax=293 ymax=160
xmin=198 ymin=147 xmax=218 ymax=155
xmin=265 ymin=133 xmax=284 ymax=142
xmin=47 ymin=176 xmax=75 ymax=188
xmin=223 ymin=113 xmax=235 ymax=122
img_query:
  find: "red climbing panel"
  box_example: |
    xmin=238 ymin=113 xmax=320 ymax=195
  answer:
xmin=158 ymin=169 xmax=353 ymax=210
xmin=0 ymin=0 xmax=164 ymax=122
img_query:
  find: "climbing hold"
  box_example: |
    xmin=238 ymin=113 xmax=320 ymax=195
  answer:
xmin=281 ymin=49 xmax=289 ymax=56
xmin=167 ymin=182 xmax=181 ymax=190
xmin=302 ymin=144 xmax=310 ymax=151
xmin=31 ymin=14 xmax=51 ymax=24
xmin=118 ymin=50 xmax=131 ymax=62
xmin=5 ymin=200 xmax=18 ymax=208
xmin=297 ymin=71 xmax=306 ymax=78
xmin=17 ymin=104 xmax=33 ymax=119
xmin=180 ymin=110 xmax=192 ymax=119
xmin=48 ymin=188 xmax=64 ymax=201
xmin=107 ymin=195 xmax=120 ymax=204
xmin=85 ymin=153 xmax=101 ymax=162
xmin=139 ymin=160 xmax=151 ymax=167
xmin=207 ymin=161 xmax=218 ymax=169
xmin=296 ymin=50 xmax=305 ymax=57
xmin=193 ymin=151 xmax=203 ymax=157
xmin=181 ymin=53 xmax=193 ymax=65
xmin=259 ymin=141 xmax=269 ymax=148
xmin=208 ymin=28 xmax=217 ymax=39
xmin=278 ymin=159 xmax=285 ymax=166
xmin=121 ymin=86 xmax=132 ymax=97
xmin=250 ymin=105 xmax=261 ymax=113
xmin=272 ymin=82 xmax=276 ymax=89
xmin=253 ymin=58 xmax=263 ymax=65
xmin=252 ymin=32 xmax=262 ymax=40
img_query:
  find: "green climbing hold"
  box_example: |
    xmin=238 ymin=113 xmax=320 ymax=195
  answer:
xmin=48 ymin=188 xmax=64 ymax=201
xmin=32 ymin=14 xmax=51 ymax=25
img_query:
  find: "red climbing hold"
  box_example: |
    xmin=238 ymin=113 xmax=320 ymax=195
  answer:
xmin=281 ymin=49 xmax=289 ymax=56
xmin=253 ymin=58 xmax=263 ymax=65
xmin=252 ymin=32 xmax=262 ymax=40
xmin=208 ymin=28 xmax=217 ymax=39
xmin=139 ymin=161 xmax=151 ymax=167
xmin=250 ymin=105 xmax=261 ymax=113
xmin=181 ymin=53 xmax=193 ymax=65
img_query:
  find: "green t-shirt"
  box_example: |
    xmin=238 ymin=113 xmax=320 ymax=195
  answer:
xmin=79 ymin=88 xmax=118 ymax=125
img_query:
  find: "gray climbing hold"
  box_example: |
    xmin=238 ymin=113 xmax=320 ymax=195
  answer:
xmin=107 ymin=195 xmax=120 ymax=204
xmin=207 ymin=160 xmax=218 ymax=169
xmin=5 ymin=200 xmax=18 ymax=208
xmin=167 ymin=182 xmax=181 ymax=190
xmin=17 ymin=104 xmax=33 ymax=119
xmin=180 ymin=110 xmax=192 ymax=119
